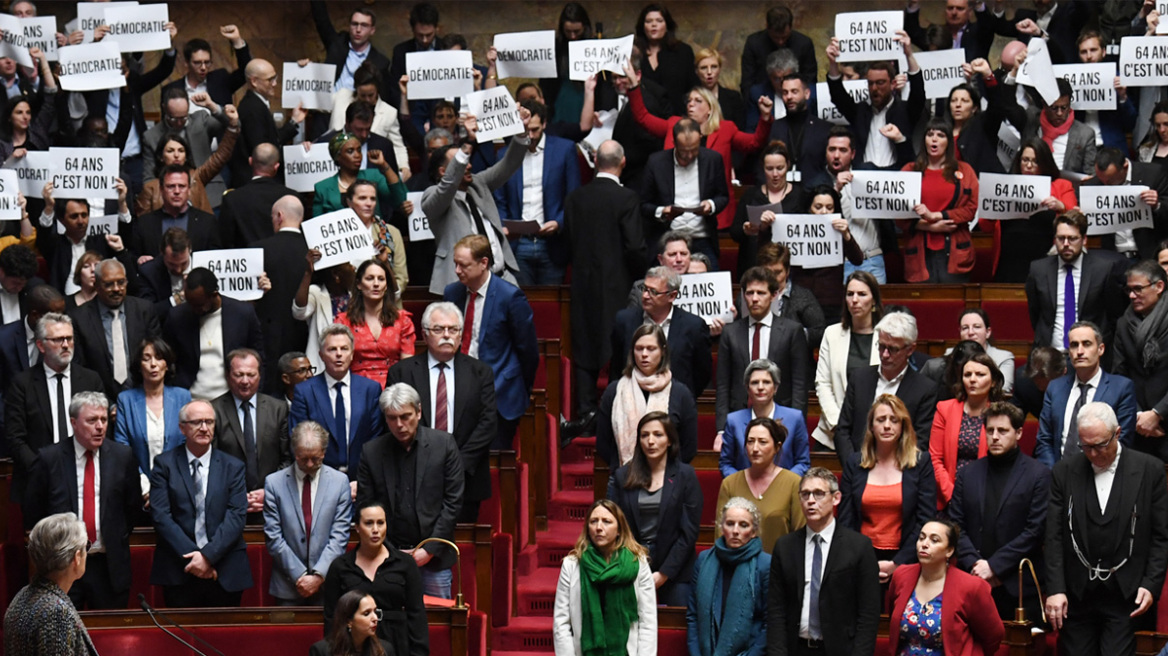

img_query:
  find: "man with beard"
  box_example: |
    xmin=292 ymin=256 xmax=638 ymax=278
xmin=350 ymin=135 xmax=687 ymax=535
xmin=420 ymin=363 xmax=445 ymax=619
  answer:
xmin=768 ymin=70 xmax=832 ymax=187
xmin=826 ymin=126 xmax=892 ymax=282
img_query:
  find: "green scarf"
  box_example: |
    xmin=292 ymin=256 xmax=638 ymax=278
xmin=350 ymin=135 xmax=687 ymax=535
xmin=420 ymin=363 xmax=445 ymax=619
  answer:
xmin=578 ymin=546 xmax=641 ymax=656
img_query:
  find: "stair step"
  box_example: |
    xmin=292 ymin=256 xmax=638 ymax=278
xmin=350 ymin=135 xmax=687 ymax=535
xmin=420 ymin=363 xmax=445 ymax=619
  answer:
xmin=516 ymin=568 xmax=561 ymax=616
xmin=493 ymin=616 xmax=556 ymax=651
xmin=560 ymin=461 xmax=595 ymax=491
xmin=547 ymin=490 xmax=594 ymax=522
xmin=560 ymin=436 xmax=595 ymax=464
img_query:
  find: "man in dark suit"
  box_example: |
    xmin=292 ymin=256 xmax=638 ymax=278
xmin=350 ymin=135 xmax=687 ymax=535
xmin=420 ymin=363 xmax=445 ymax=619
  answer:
xmin=0 ymin=284 xmax=62 ymax=384
xmin=4 ymin=313 xmax=104 ymax=504
xmin=1036 ymin=321 xmax=1138 ymax=466
xmin=904 ymin=0 xmax=997 ymax=62
xmin=136 ymin=227 xmax=191 ymax=325
xmin=640 ymin=119 xmax=729 ymax=266
xmin=610 ymin=265 xmax=712 ymax=396
xmin=230 ymin=59 xmax=306 ymax=187
xmin=740 ymin=6 xmax=818 ymax=93
xmin=160 ymin=27 xmax=251 ymax=109
xmin=252 ymin=195 xmax=308 ymax=392
xmin=218 ymin=144 xmax=296 ymax=248
xmin=142 ymin=88 xmax=229 ymax=210
xmin=950 ymin=402 xmax=1051 ymax=620
xmin=386 ymin=3 xmax=441 ymax=132
xmin=150 ymin=399 xmax=252 ymax=607
xmin=131 ymin=166 xmax=220 ymax=258
xmin=716 ymin=267 xmax=809 ymax=431
xmin=0 ymin=244 xmax=43 ymax=327
xmin=1044 ymin=402 xmax=1168 ymax=655
xmin=314 ymin=101 xmax=402 ymax=175
xmin=311 ymin=1 xmax=391 ymax=92
xmin=766 ymin=73 xmax=833 ymax=187
xmin=835 ymin=312 xmax=938 ymax=462
xmin=36 ymin=188 xmax=134 ymax=294
xmin=356 ymin=382 xmax=463 ymax=599
xmin=69 ymin=259 xmax=160 ymax=400
xmin=1081 ymin=147 xmax=1168 ymax=260
xmin=387 ymin=302 xmax=495 ymax=523
xmin=603 ymin=52 xmax=671 ymax=191
xmin=212 ymin=349 xmax=289 ymax=523
xmin=984 ymin=0 xmax=1087 ymax=64
xmin=24 ymin=391 xmax=140 ymax=610
xmin=768 ymin=467 xmax=880 ymax=656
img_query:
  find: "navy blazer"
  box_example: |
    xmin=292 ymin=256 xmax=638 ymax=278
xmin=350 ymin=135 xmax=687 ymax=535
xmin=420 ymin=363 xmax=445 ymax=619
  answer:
xmin=1034 ymin=370 xmax=1138 ymax=467
xmin=0 ymin=318 xmax=33 ymax=384
xmin=289 ymin=373 xmax=383 ymax=480
xmin=719 ymin=405 xmax=811 ymax=478
xmin=596 ymin=379 xmax=698 ymax=468
xmin=163 ymin=297 xmax=264 ymax=390
xmin=83 ymin=53 xmax=175 ymax=151
xmin=113 ymin=385 xmax=190 ymax=479
xmin=610 ymin=305 xmax=712 ymax=396
xmin=949 ymin=451 xmax=1050 ymax=597
xmin=494 ymin=133 xmax=581 ymax=267
xmin=149 ymin=446 xmax=252 ymax=592
xmin=838 ymin=451 xmax=936 ymax=565
xmin=134 ymin=256 xmax=177 ymax=324
xmin=607 ymin=459 xmax=702 ymax=584
xmin=68 ymin=296 xmax=161 ymax=401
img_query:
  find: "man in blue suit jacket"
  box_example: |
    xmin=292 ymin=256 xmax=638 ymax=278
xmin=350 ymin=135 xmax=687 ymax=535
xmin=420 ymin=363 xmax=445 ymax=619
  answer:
xmin=1035 ymin=321 xmax=1137 ymax=467
xmin=493 ymin=99 xmax=581 ymax=286
xmin=444 ymin=235 xmax=539 ymax=450
xmin=289 ymin=324 xmax=383 ymax=491
xmin=149 ymin=400 xmax=252 ymax=608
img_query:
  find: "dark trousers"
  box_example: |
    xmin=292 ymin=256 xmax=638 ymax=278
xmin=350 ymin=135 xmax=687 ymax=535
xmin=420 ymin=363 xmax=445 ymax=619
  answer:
xmin=1060 ymin=584 xmax=1141 ymax=656
xmin=493 ymin=414 xmax=520 ymax=451
xmin=573 ymin=365 xmax=602 ymax=418
xmin=458 ymin=497 xmax=482 ymax=524
xmin=68 ymin=553 xmax=128 ymax=610
xmin=163 ymin=576 xmax=242 ymax=608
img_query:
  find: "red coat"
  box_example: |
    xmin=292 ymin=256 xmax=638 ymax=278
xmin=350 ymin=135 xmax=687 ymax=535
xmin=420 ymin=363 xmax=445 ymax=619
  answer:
xmin=929 ymin=398 xmax=986 ymax=509
xmin=884 ymin=564 xmax=1004 ymax=656
xmin=897 ymin=161 xmax=979 ymax=283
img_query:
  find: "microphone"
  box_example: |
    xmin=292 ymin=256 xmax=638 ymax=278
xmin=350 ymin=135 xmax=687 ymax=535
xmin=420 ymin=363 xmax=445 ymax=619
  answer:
xmin=138 ymin=593 xmax=226 ymax=656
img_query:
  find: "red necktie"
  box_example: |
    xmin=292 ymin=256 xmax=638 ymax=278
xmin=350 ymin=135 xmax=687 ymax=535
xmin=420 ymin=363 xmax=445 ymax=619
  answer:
xmin=461 ymin=294 xmax=476 ymax=354
xmin=752 ymin=323 xmax=762 ymax=361
xmin=435 ymin=363 xmax=449 ymax=432
xmin=83 ymin=450 xmax=96 ymax=543
xmin=302 ymin=472 xmax=313 ymax=543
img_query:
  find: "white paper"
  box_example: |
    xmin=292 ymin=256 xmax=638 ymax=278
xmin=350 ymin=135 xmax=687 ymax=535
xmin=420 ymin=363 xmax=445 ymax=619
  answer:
xmin=1054 ymin=63 xmax=1116 ymax=111
xmin=996 ymin=122 xmax=1022 ymax=171
xmin=771 ymin=214 xmax=845 ymax=269
xmin=58 ymin=41 xmax=124 ymax=91
xmin=84 ymin=214 xmax=117 ymax=237
xmin=915 ymin=49 xmax=966 ymax=100
xmin=675 ymin=271 xmax=733 ymax=325
xmin=103 ymin=3 xmax=169 ymax=53
xmin=0 ymin=169 xmax=20 ymax=220
xmin=816 ymin=79 xmax=869 ymax=125
xmin=48 ymin=147 xmax=120 ymax=198
xmin=1118 ymin=36 xmax=1168 ymax=87
xmin=1159 ymin=1 xmax=1168 ymax=34
xmin=1081 ymin=185 xmax=1154 ymax=235
xmin=849 ymin=170 xmax=922 ymax=219
xmin=76 ymin=1 xmax=136 ymax=43
xmin=1017 ymin=38 xmax=1061 ymax=105
xmin=568 ymin=35 xmax=634 ymax=81
xmin=406 ymin=191 xmax=432 ymax=241
xmin=21 ymin=16 xmax=57 ymax=62
xmin=834 ymin=11 xmax=904 ymax=63
xmin=464 ymin=86 xmax=524 ymax=142
xmin=406 ymin=50 xmax=475 ymax=100
xmin=3 ymin=151 xmax=53 ymax=198
xmin=282 ymin=62 xmax=336 ymax=111
xmin=582 ymin=109 xmax=618 ymax=152
xmin=977 ymin=173 xmax=1051 ymax=220
xmin=191 ymin=248 xmax=265 ymax=301
xmin=0 ymin=15 xmax=33 ymax=68
xmin=302 ymin=208 xmax=375 ymax=269
xmin=493 ymin=30 xmax=557 ymax=79
xmin=282 ymin=145 xmax=337 ymax=193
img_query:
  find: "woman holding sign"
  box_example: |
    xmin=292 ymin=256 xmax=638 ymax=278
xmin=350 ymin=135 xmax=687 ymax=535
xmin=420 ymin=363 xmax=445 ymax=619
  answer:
xmin=312 ymin=132 xmax=407 ymax=221
xmin=796 ymin=185 xmax=865 ymax=319
xmin=0 ymin=46 xmax=55 ymax=160
xmin=731 ymin=141 xmax=805 ymax=276
xmin=334 ymin=259 xmax=415 ymax=388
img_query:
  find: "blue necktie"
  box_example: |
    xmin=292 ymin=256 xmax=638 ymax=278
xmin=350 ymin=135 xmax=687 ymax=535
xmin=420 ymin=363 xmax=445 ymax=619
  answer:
xmin=809 ymin=534 xmax=823 ymax=640
xmin=1063 ymin=264 xmax=1076 ymax=349
xmin=334 ymin=381 xmax=347 ymax=465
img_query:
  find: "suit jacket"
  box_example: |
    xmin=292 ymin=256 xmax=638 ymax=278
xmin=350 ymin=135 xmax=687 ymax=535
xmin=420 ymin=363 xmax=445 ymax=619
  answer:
xmin=812 ymin=324 xmax=880 ymax=448
xmin=640 ymin=147 xmax=729 ymax=254
xmin=1022 ymin=113 xmax=1097 ymax=176
xmin=607 ymin=459 xmax=701 ymax=583
xmin=251 ymin=229 xmax=309 ymax=391
xmin=834 ymin=365 xmax=939 ymax=464
xmin=1034 ymin=370 xmax=1138 ymax=466
xmin=1082 ymin=163 xmax=1168 ymax=260
xmin=218 ymin=177 xmax=297 ymax=248
xmin=949 ymin=451 xmax=1050 ymax=597
xmin=36 ymin=231 xmax=135 ymax=294
xmin=211 ymin=392 xmax=290 ymax=491
xmin=740 ymin=28 xmax=818 ymax=93
xmin=131 ymin=207 xmax=221 ymax=259
xmin=160 ymin=42 xmax=252 ymax=108
xmin=68 ymin=297 xmax=160 ymax=400
xmin=142 ymin=109 xmax=227 ymax=180
xmin=386 ymin=353 xmax=496 ymax=502
xmin=289 ymin=372 xmax=383 ymax=479
xmin=424 ymin=136 xmax=529 ymax=293
xmin=1025 ymin=251 xmax=1119 ymax=349
xmin=886 ymin=565 xmax=1005 ymax=656
xmin=263 ymin=463 xmax=352 ymax=600
xmin=987 ymin=4 xmax=1087 ymax=64
xmin=494 ymin=134 xmax=580 ymax=266
xmin=82 ymin=52 xmax=175 ymax=152
xmin=605 ymin=78 xmax=670 ymax=190
xmin=230 ymin=91 xmax=299 ymax=187
xmin=719 ymin=405 xmax=811 ymax=477
xmin=0 ymin=318 xmax=34 ymax=384
xmin=768 ymin=112 xmax=834 ymax=183
xmin=827 ymin=71 xmax=925 ymax=169
xmin=610 ymin=305 xmax=712 ymax=397
xmin=113 ymin=385 xmax=189 ymax=480
xmin=905 ymin=7 xmax=997 ymax=62
xmin=311 ymin=0 xmax=391 ymax=83
xmin=767 ymin=523 xmax=880 ymax=656
xmin=443 ymin=277 xmax=539 ymax=421
xmin=838 ymin=451 xmax=936 ymax=565
xmin=134 ymin=257 xmax=180 ymax=324
xmin=596 ymin=380 xmax=698 ymax=468
xmin=149 ymin=446 xmax=252 ymax=592
xmin=715 ymin=313 xmax=810 ymax=430
xmin=355 ymin=426 xmax=464 ymax=570
xmin=163 ymin=297 xmax=263 ymax=390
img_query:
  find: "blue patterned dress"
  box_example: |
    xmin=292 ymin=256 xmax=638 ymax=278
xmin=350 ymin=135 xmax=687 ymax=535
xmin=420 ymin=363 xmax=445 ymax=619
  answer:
xmin=898 ymin=590 xmax=943 ymax=655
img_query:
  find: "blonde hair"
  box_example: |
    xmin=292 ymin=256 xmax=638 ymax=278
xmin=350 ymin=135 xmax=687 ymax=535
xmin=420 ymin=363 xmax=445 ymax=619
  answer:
xmin=859 ymin=394 xmax=920 ymax=470
xmin=689 ymin=86 xmax=723 ymax=135
xmin=568 ymin=499 xmax=649 ymax=560
xmin=694 ymin=47 xmax=722 ymax=70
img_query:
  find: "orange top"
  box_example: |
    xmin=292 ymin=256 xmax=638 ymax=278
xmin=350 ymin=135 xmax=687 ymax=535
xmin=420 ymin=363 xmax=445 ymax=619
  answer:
xmin=334 ymin=309 xmax=416 ymax=389
xmin=861 ymin=482 xmax=903 ymax=551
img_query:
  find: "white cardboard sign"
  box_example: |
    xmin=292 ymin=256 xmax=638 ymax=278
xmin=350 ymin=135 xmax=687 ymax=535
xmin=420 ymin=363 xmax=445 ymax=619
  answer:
xmin=3 ymin=151 xmax=52 ymax=198
xmin=84 ymin=214 xmax=118 ymax=237
xmin=406 ymin=191 xmax=432 ymax=241
xmin=191 ymin=248 xmax=265 ymax=301
xmin=493 ymin=30 xmax=557 ymax=79
xmin=835 ymin=11 xmax=904 ymax=63
xmin=0 ymin=169 xmax=20 ymax=220
xmin=405 ymin=50 xmax=475 ymax=100
xmin=568 ymin=35 xmax=634 ymax=81
xmin=48 ymin=147 xmax=119 ymax=199
xmin=816 ymin=79 xmax=869 ymax=125
xmin=1119 ymin=36 xmax=1168 ymax=87
xmin=771 ymin=214 xmax=845 ymax=269
xmin=464 ymin=86 xmax=524 ymax=142
xmin=282 ymin=62 xmax=336 ymax=110
xmin=0 ymin=15 xmax=33 ymax=68
xmin=21 ymin=17 xmax=57 ymax=62
xmin=301 ymin=208 xmax=375 ymax=269
xmin=76 ymin=1 xmax=136 ymax=43
xmin=1054 ymin=63 xmax=1116 ymax=111
xmin=103 ymin=3 xmax=169 ymax=53
xmin=1081 ymin=185 xmax=1154 ymax=235
xmin=282 ymin=145 xmax=338 ymax=193
xmin=915 ymin=49 xmax=966 ymax=100
xmin=1017 ymin=38 xmax=1061 ymax=105
xmin=977 ymin=173 xmax=1051 ymax=220
xmin=675 ymin=271 xmax=733 ymax=325
xmin=58 ymin=41 xmax=124 ymax=91
xmin=849 ymin=170 xmax=922 ymax=219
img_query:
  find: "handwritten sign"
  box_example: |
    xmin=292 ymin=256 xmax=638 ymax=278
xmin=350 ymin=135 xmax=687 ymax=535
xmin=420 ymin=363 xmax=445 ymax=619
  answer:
xmin=191 ymin=248 xmax=264 ymax=301
xmin=849 ymin=170 xmax=922 ymax=219
xmin=675 ymin=271 xmax=733 ymax=325
xmin=21 ymin=16 xmax=58 ymax=62
xmin=0 ymin=15 xmax=33 ymax=68
xmin=0 ymin=170 xmax=20 ymax=220
xmin=915 ymin=49 xmax=966 ymax=100
xmin=103 ymin=3 xmax=169 ymax=53
xmin=84 ymin=214 xmax=118 ymax=237
xmin=282 ymin=62 xmax=336 ymax=110
xmin=282 ymin=145 xmax=337 ymax=193
xmin=48 ymin=147 xmax=119 ymax=199
xmin=76 ymin=1 xmax=136 ymax=43
xmin=4 ymin=151 xmax=52 ymax=198
xmin=58 ymin=41 xmax=124 ymax=91
xmin=1017 ymin=38 xmax=1060 ymax=105
xmin=568 ymin=35 xmax=634 ymax=81
xmin=1081 ymin=185 xmax=1153 ymax=235
xmin=1054 ymin=63 xmax=1116 ymax=111
xmin=463 ymin=86 xmax=524 ymax=142
xmin=1119 ymin=36 xmax=1168 ymax=87
xmin=816 ymin=79 xmax=869 ymax=125
xmin=977 ymin=173 xmax=1051 ymax=220
xmin=771 ymin=214 xmax=845 ymax=269
xmin=406 ymin=50 xmax=474 ymax=100
xmin=302 ymin=208 xmax=375 ymax=269
xmin=835 ymin=11 xmax=903 ymax=63
xmin=406 ymin=191 xmax=432 ymax=241
xmin=493 ymin=30 xmax=557 ymax=79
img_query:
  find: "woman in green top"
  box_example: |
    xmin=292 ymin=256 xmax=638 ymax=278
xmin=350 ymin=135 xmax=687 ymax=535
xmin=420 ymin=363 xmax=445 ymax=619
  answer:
xmin=312 ymin=131 xmax=407 ymax=218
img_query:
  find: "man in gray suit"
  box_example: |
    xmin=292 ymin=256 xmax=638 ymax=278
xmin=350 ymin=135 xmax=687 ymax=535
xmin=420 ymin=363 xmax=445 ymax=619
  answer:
xmin=142 ymin=87 xmax=230 ymax=208
xmin=422 ymin=105 xmax=533 ymax=294
xmin=1022 ymin=77 xmax=1097 ymax=177
xmin=263 ymin=420 xmax=351 ymax=605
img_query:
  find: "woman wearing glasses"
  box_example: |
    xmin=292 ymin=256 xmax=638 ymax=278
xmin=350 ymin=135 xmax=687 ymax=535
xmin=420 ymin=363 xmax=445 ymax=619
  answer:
xmin=311 ymin=591 xmax=393 ymax=656
xmin=1113 ymin=260 xmax=1168 ymax=461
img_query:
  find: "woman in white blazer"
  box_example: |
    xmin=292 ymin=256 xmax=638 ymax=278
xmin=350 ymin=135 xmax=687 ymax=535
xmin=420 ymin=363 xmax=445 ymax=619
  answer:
xmin=812 ymin=271 xmax=883 ymax=450
xmin=553 ymin=499 xmax=657 ymax=656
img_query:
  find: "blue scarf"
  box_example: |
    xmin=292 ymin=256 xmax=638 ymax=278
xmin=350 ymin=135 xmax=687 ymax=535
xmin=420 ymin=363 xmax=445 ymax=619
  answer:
xmin=694 ymin=537 xmax=762 ymax=656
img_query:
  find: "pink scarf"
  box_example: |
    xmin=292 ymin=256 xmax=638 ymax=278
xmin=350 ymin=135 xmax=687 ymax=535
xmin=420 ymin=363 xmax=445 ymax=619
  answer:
xmin=610 ymin=369 xmax=672 ymax=465
xmin=1039 ymin=108 xmax=1074 ymax=152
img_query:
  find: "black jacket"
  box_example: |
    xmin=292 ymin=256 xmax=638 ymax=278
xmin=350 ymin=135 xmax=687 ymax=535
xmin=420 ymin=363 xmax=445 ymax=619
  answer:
xmin=607 ymin=459 xmax=702 ymax=584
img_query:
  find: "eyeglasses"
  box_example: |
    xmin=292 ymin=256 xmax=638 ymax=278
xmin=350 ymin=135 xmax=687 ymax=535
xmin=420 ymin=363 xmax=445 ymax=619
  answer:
xmin=42 ymin=336 xmax=74 ymax=346
xmin=180 ymin=418 xmax=215 ymax=428
xmin=641 ymin=285 xmax=674 ymax=298
xmin=798 ymin=489 xmax=830 ymax=501
xmin=1127 ymin=282 xmax=1158 ymax=295
xmin=877 ymin=342 xmax=907 ymax=355
xmin=292 ymin=365 xmax=317 ymax=376
xmin=426 ymin=326 xmax=462 ymax=336
xmin=1079 ymin=432 xmax=1117 ymax=453
xmin=1055 ymin=235 xmax=1083 ymax=244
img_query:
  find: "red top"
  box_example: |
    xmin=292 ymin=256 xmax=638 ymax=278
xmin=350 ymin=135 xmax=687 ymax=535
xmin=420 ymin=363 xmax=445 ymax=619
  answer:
xmin=860 ymin=482 xmax=903 ymax=551
xmin=921 ymin=168 xmax=957 ymax=251
xmin=885 ymin=564 xmax=1005 ymax=656
xmin=335 ymin=309 xmax=416 ymax=389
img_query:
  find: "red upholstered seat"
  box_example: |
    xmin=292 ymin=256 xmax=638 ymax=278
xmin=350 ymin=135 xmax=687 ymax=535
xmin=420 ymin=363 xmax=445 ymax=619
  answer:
xmin=659 ymin=625 xmax=688 ymax=654
xmin=982 ymin=299 xmax=1035 ymax=343
xmin=698 ymin=416 xmax=716 ymax=451
xmin=897 ymin=300 xmax=966 ymax=340
xmin=1020 ymin=418 xmax=1039 ymax=458
xmin=492 ymin=532 xmax=514 ymax=628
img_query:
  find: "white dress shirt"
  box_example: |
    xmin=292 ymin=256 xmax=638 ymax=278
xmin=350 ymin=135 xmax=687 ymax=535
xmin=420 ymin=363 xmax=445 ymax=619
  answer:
xmin=1062 ymin=366 xmax=1103 ymax=442
xmin=644 ymin=306 xmax=675 ymax=339
xmin=800 ymin=519 xmax=836 ymax=639
xmin=748 ymin=313 xmax=773 ymax=358
xmin=1053 ymin=253 xmax=1083 ymax=348
xmin=45 ymin=363 xmax=72 ymax=440
xmin=875 ymin=364 xmax=908 ymax=397
xmin=186 ymin=446 xmax=212 ymax=548
xmin=1093 ymin=443 xmax=1121 ymax=511
xmin=326 ymin=372 xmax=353 ymax=449
xmin=0 ymin=287 xmax=18 ymax=324
xmin=668 ymin=154 xmax=706 ymax=236
xmin=190 ymin=307 xmax=226 ymax=400
xmin=64 ymin=239 xmax=87 ymax=295
xmin=141 ymin=405 xmax=165 ymax=496
xmin=428 ymin=353 xmax=456 ymax=431
xmin=23 ymin=320 xmax=36 ymax=364
xmin=74 ymin=439 xmax=103 ymax=552
xmin=522 ymin=134 xmax=546 ymax=225
xmin=864 ymin=104 xmax=895 ymax=168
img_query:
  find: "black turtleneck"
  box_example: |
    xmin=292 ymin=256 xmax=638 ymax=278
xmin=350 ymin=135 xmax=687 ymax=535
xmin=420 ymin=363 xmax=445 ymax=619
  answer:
xmin=980 ymin=447 xmax=1021 ymax=556
xmin=787 ymin=106 xmax=808 ymax=161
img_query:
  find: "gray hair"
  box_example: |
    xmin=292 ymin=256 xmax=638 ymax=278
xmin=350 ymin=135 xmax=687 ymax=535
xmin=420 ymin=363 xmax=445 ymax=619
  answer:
xmin=68 ymin=391 xmax=108 ymax=419
xmin=94 ymin=258 xmax=125 ymax=283
xmin=379 ymin=383 xmax=421 ymax=414
xmin=802 ymin=466 xmax=840 ymax=494
xmin=1077 ymin=401 xmax=1119 ymax=435
xmin=320 ymin=323 xmax=355 ymax=349
xmin=743 ymin=358 xmax=781 ymax=389
xmin=596 ymin=140 xmax=625 ymax=170
xmin=721 ymin=496 xmax=762 ymax=533
xmin=1067 ymin=320 xmax=1103 ymax=345
xmin=765 ymin=48 xmax=799 ymax=76
xmin=28 ymin=512 xmax=88 ymax=575
xmin=422 ymin=301 xmax=463 ymax=329
xmin=875 ymin=311 xmax=918 ymax=343
xmin=178 ymin=400 xmax=214 ymax=423
xmin=644 ymin=266 xmax=681 ymax=293
xmin=35 ymin=311 xmax=72 ymax=342
xmin=424 ymin=127 xmax=455 ymax=150
xmin=291 ymin=420 xmax=330 ymax=453
xmin=278 ymin=351 xmax=308 ymax=374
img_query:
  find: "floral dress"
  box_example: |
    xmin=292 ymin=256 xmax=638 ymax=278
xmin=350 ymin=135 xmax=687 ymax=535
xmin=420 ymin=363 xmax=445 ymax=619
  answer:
xmin=955 ymin=412 xmax=982 ymax=476
xmin=898 ymin=590 xmax=943 ymax=655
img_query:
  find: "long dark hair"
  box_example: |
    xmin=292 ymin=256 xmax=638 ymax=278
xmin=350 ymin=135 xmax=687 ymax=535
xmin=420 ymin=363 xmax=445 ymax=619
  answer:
xmin=1011 ymin=138 xmax=1060 ymax=178
xmin=1141 ymin=100 xmax=1168 ymax=148
xmin=130 ymin=336 xmax=177 ymax=387
xmin=913 ymin=118 xmax=959 ymax=183
xmin=943 ymin=340 xmax=985 ymax=398
xmin=622 ymin=411 xmax=679 ymax=490
xmin=841 ymin=271 xmax=884 ymax=329
xmin=152 ymin=131 xmax=194 ymax=179
xmin=327 ymin=590 xmax=386 ymax=656
xmin=0 ymin=94 xmax=30 ymax=142
xmin=956 ymin=352 xmax=1006 ymax=403
xmin=346 ymin=259 xmax=399 ymax=327
xmin=634 ymin=3 xmax=679 ymax=50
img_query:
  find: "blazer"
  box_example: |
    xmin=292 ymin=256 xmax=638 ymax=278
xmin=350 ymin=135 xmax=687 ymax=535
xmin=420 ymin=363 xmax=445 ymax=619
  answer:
xmin=311 ymin=0 xmax=391 ymax=83
xmin=149 ymin=446 xmax=253 ymax=592
xmin=211 ymin=392 xmax=290 ymax=491
xmin=159 ymin=42 xmax=251 ymax=108
xmin=131 ymin=207 xmax=221 ymax=259
xmin=949 ymin=451 xmax=1050 ymax=597
xmin=230 ymin=90 xmax=299 ymax=187
xmin=218 ymin=176 xmax=297 ymax=248
xmin=1034 ymin=370 xmax=1138 ymax=466
xmin=906 ymin=7 xmax=997 ymax=62
xmin=355 ymin=426 xmax=464 ymax=570
xmin=986 ymin=3 xmax=1087 ymax=64
xmin=720 ymin=405 xmax=811 ymax=478
xmin=767 ymin=524 xmax=881 ymax=656
xmin=386 ymin=353 xmax=497 ymax=502
xmin=930 ymin=398 xmax=987 ymax=506
xmin=163 ymin=297 xmax=263 ymax=390
xmin=113 ymin=385 xmax=190 ymax=480
xmin=639 ymin=40 xmax=697 ymax=117
xmin=610 ymin=305 xmax=712 ymax=397
xmin=552 ymin=554 xmax=657 ymax=656
xmin=263 ymin=463 xmax=352 ymax=600
xmin=312 ymin=168 xmax=407 ymax=220
xmin=607 ymin=78 xmax=670 ymax=190
xmin=715 ymin=313 xmax=810 ymax=429
xmin=834 ymin=365 xmax=939 ymax=463
xmin=767 ymin=112 xmax=834 ymax=184
xmin=1022 ymin=113 xmax=1098 ymax=176
xmin=289 ymin=372 xmax=383 ymax=480
xmin=735 ymin=283 xmax=828 ymax=351
xmin=37 ymin=231 xmax=135 ymax=295
xmin=0 ymin=318 xmax=33 ymax=383
xmin=607 ymin=459 xmax=702 ymax=584
xmin=596 ymin=380 xmax=698 ymax=468
xmin=142 ymin=109 xmax=227 ymax=181
xmin=494 ymin=133 xmax=581 ymax=266
xmin=838 ymin=451 xmax=937 ymax=565
xmin=640 ymin=145 xmax=732 ymax=241
xmin=827 ymin=71 xmax=925 ymax=169
xmin=811 ymin=323 xmax=880 ymax=449
xmin=740 ymin=28 xmax=818 ymax=92
xmin=1026 ymin=251 xmax=1122 ymax=349
xmin=1082 ymin=163 xmax=1168 ymax=260
xmin=886 ymin=564 xmax=1005 ymax=656
xmin=251 ymin=229 xmax=309 ymax=392
xmin=68 ymin=297 xmax=160 ymax=400
xmin=443 ymin=277 xmax=539 ymax=421
xmin=314 ymin=129 xmax=401 ymax=176
xmin=135 ymin=256 xmax=179 ymax=323
xmin=728 ymin=184 xmax=806 ymax=277
xmin=688 ymin=546 xmax=770 ymax=656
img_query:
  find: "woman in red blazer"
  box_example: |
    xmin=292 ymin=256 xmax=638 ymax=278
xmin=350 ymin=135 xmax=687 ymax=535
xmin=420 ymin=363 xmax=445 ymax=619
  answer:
xmin=885 ymin=519 xmax=1004 ymax=656
xmin=929 ymin=353 xmax=1004 ymax=510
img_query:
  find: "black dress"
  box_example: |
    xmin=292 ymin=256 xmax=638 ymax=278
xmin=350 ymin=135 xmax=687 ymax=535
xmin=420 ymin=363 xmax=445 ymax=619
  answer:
xmin=322 ymin=547 xmax=429 ymax=656
xmin=640 ymin=41 xmax=697 ymax=117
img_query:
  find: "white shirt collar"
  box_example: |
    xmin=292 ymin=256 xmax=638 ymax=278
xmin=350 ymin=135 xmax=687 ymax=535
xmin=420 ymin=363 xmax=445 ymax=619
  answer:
xmin=327 ymin=371 xmax=352 ymax=389
xmin=879 ymin=364 xmax=909 ymax=386
xmin=428 ymin=352 xmax=453 ymax=370
xmin=1076 ymin=365 xmax=1104 ymax=389
xmin=808 ymin=518 xmax=836 ymax=545
xmin=1093 ymin=443 xmax=1121 ymax=475
xmin=596 ymin=172 xmax=622 ymax=185
xmin=749 ymin=312 xmax=773 ymax=329
xmin=73 ymin=438 xmax=94 ymax=460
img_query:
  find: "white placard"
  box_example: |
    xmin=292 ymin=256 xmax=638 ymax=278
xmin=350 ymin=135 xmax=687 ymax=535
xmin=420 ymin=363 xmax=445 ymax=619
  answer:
xmin=568 ymin=35 xmax=634 ymax=82
xmin=103 ymin=3 xmax=169 ymax=53
xmin=977 ymin=173 xmax=1051 ymax=220
xmin=76 ymin=1 xmax=136 ymax=43
xmin=406 ymin=191 xmax=432 ymax=241
xmin=581 ymin=109 xmax=618 ymax=152
xmin=3 ymin=151 xmax=52 ymax=198
xmin=464 ymin=86 xmax=524 ymax=142
xmin=493 ymin=30 xmax=557 ymax=79
xmin=21 ymin=17 xmax=58 ymax=62
xmin=849 ymin=170 xmax=922 ymax=219
xmin=191 ymin=248 xmax=265 ymax=301
xmin=914 ymin=49 xmax=966 ymax=100
xmin=1017 ymin=38 xmax=1061 ymax=105
xmin=1081 ymin=185 xmax=1154 ymax=235
xmin=674 ymin=271 xmax=733 ymax=325
xmin=816 ymin=79 xmax=869 ymax=125
xmin=771 ymin=214 xmax=845 ymax=269
xmin=48 ymin=147 xmax=119 ymax=198
xmin=834 ymin=11 xmax=903 ymax=63
xmin=0 ymin=15 xmax=33 ymax=68
xmin=282 ymin=145 xmax=338 ymax=193
xmin=1054 ymin=63 xmax=1116 ymax=111
xmin=58 ymin=41 xmax=124 ymax=91
xmin=301 ymin=208 xmax=375 ymax=269
xmin=282 ymin=62 xmax=336 ymax=110
xmin=84 ymin=214 xmax=118 ymax=237
xmin=405 ymin=50 xmax=474 ymax=101
xmin=996 ymin=123 xmax=1022 ymax=171
xmin=0 ymin=169 xmax=20 ymax=220
xmin=1159 ymin=1 xmax=1168 ymax=34
xmin=1119 ymin=37 xmax=1168 ymax=87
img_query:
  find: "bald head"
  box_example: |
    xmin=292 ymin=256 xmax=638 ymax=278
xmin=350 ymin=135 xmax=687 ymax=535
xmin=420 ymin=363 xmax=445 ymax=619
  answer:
xmin=1000 ymin=41 xmax=1026 ymax=70
xmin=250 ymin=143 xmax=280 ymax=177
xmin=596 ymin=140 xmax=625 ymax=174
xmin=271 ymin=195 xmax=305 ymax=230
xmin=245 ymin=59 xmax=277 ymax=98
